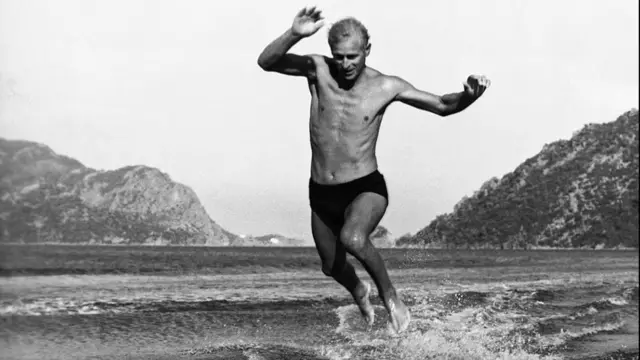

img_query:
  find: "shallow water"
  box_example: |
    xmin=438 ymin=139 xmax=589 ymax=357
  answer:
xmin=0 ymin=247 xmax=638 ymax=360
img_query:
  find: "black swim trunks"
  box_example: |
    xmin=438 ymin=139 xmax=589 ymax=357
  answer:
xmin=308 ymin=170 xmax=389 ymax=235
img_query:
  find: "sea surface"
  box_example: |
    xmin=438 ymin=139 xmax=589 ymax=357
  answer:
xmin=0 ymin=245 xmax=638 ymax=360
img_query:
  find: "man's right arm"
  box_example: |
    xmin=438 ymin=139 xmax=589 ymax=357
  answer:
xmin=257 ymin=7 xmax=324 ymax=78
xmin=257 ymin=28 xmax=316 ymax=78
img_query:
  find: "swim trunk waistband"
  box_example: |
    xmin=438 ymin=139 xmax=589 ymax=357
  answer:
xmin=309 ymin=170 xmax=386 ymax=191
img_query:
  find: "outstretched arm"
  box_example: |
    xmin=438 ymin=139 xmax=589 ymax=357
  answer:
xmin=392 ymin=75 xmax=491 ymax=117
xmin=257 ymin=7 xmax=324 ymax=77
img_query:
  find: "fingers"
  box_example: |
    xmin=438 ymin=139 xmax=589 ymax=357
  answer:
xmin=305 ymin=6 xmax=320 ymax=16
xmin=296 ymin=6 xmax=312 ymax=18
xmin=299 ymin=5 xmax=323 ymax=21
xmin=467 ymin=76 xmax=478 ymax=95
xmin=466 ymin=75 xmax=491 ymax=97
xmin=480 ymin=76 xmax=490 ymax=96
xmin=312 ymin=10 xmax=323 ymax=22
xmin=293 ymin=6 xmax=325 ymax=36
xmin=311 ymin=8 xmax=323 ymax=22
xmin=481 ymin=77 xmax=490 ymax=96
xmin=463 ymin=82 xmax=472 ymax=94
xmin=477 ymin=82 xmax=485 ymax=97
xmin=478 ymin=76 xmax=490 ymax=88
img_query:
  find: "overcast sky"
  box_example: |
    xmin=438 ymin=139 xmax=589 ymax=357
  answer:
xmin=1 ymin=0 xmax=638 ymax=240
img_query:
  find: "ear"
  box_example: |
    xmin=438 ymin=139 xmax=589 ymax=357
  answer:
xmin=365 ymin=42 xmax=371 ymax=57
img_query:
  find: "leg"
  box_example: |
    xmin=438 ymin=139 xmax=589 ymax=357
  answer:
xmin=340 ymin=193 xmax=410 ymax=333
xmin=311 ymin=211 xmax=375 ymax=326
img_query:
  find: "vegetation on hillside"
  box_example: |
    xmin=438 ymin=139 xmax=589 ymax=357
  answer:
xmin=398 ymin=109 xmax=639 ymax=249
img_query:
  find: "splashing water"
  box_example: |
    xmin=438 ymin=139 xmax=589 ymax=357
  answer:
xmin=1 ymin=248 xmax=637 ymax=360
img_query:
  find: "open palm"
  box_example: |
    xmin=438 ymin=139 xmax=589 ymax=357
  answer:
xmin=292 ymin=6 xmax=324 ymax=37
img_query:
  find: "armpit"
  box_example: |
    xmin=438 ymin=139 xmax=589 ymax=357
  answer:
xmin=308 ymin=55 xmax=333 ymax=80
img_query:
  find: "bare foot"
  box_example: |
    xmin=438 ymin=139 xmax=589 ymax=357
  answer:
xmin=353 ymin=281 xmax=375 ymax=327
xmin=386 ymin=296 xmax=411 ymax=334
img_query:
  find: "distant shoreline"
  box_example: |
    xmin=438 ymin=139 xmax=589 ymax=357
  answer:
xmin=1 ymin=242 xmax=637 ymax=251
xmin=2 ymin=244 xmax=637 ymax=278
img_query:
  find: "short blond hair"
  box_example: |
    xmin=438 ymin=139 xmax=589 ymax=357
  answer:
xmin=327 ymin=17 xmax=370 ymax=48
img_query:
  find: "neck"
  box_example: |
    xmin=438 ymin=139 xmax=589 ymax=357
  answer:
xmin=338 ymin=78 xmax=356 ymax=90
xmin=336 ymin=68 xmax=366 ymax=90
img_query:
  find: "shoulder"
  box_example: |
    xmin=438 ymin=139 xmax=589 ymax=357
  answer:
xmin=367 ymin=69 xmax=414 ymax=95
xmin=307 ymin=54 xmax=332 ymax=69
xmin=384 ymin=75 xmax=413 ymax=92
xmin=303 ymin=54 xmax=333 ymax=80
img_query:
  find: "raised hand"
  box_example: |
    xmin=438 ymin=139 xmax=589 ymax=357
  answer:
xmin=291 ymin=6 xmax=325 ymax=37
xmin=463 ymin=75 xmax=491 ymax=99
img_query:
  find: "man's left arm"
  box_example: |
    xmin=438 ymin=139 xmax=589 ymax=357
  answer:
xmin=391 ymin=75 xmax=491 ymax=117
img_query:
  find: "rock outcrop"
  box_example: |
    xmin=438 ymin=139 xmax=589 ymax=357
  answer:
xmin=0 ymin=139 xmax=235 ymax=245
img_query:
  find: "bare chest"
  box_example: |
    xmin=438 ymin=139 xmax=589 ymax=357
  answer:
xmin=312 ymin=80 xmax=391 ymax=132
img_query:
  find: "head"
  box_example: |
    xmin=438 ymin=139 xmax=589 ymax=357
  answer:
xmin=327 ymin=17 xmax=371 ymax=81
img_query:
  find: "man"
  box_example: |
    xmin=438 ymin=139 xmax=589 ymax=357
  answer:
xmin=257 ymin=6 xmax=490 ymax=334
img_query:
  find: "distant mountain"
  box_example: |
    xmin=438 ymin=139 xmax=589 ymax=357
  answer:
xmin=229 ymin=233 xmax=307 ymax=247
xmin=397 ymin=109 xmax=639 ymax=249
xmin=225 ymin=226 xmax=392 ymax=247
xmin=370 ymin=226 xmax=395 ymax=248
xmin=0 ymin=138 xmax=299 ymax=246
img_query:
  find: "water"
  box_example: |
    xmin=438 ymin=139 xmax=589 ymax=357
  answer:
xmin=0 ymin=246 xmax=638 ymax=359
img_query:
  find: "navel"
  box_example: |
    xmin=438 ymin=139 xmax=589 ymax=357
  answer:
xmin=364 ymin=115 xmax=370 ymax=122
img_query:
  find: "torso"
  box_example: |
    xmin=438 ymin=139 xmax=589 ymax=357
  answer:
xmin=307 ymin=56 xmax=397 ymax=185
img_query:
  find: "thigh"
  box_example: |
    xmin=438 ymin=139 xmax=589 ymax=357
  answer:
xmin=311 ymin=211 xmax=346 ymax=269
xmin=343 ymin=192 xmax=388 ymax=237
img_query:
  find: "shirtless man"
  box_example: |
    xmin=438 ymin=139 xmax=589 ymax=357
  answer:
xmin=257 ymin=7 xmax=490 ymax=334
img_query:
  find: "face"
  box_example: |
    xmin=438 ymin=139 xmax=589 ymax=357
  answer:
xmin=330 ymin=35 xmax=370 ymax=81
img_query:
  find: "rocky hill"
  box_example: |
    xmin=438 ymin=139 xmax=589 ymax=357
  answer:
xmin=398 ymin=109 xmax=639 ymax=249
xmin=0 ymin=138 xmax=292 ymax=246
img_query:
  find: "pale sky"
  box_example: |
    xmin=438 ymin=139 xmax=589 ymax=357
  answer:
xmin=1 ymin=0 xmax=638 ymax=241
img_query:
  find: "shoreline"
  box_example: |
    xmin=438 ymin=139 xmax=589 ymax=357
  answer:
xmin=1 ymin=242 xmax=637 ymax=251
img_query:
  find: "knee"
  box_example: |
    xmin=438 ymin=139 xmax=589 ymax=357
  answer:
xmin=340 ymin=227 xmax=368 ymax=253
xmin=321 ymin=264 xmax=333 ymax=277
xmin=321 ymin=260 xmax=344 ymax=277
